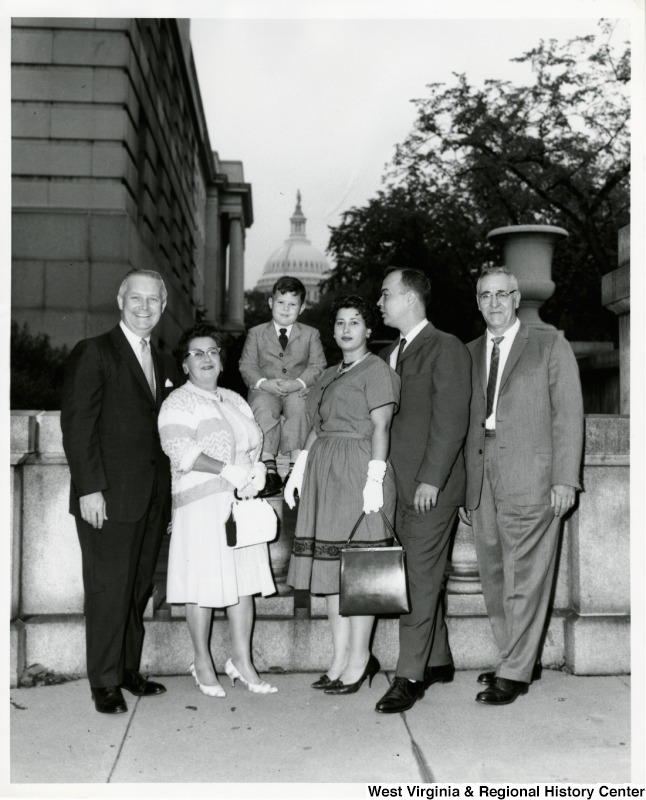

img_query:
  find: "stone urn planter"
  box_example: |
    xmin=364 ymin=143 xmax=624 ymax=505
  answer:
xmin=487 ymin=224 xmax=568 ymax=330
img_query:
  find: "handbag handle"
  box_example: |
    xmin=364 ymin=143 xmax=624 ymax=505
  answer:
xmin=345 ymin=509 xmax=402 ymax=547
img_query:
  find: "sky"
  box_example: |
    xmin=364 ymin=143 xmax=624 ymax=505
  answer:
xmin=188 ymin=8 xmax=633 ymax=290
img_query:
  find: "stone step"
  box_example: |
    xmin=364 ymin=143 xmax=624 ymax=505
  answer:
xmin=13 ymin=607 xmax=578 ymax=680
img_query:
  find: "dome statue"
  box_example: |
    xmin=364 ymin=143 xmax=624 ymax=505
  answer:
xmin=255 ymin=191 xmax=330 ymax=303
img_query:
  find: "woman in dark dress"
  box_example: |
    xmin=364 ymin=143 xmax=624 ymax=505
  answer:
xmin=285 ymin=296 xmax=400 ymax=695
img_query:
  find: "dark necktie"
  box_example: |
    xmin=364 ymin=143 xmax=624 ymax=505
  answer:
xmin=395 ymin=338 xmax=406 ymax=374
xmin=279 ymin=328 xmax=288 ymax=352
xmin=140 ymin=338 xmax=155 ymax=397
xmin=486 ymin=336 xmax=504 ymax=419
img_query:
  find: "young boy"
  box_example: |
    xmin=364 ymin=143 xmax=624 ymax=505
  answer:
xmin=239 ymin=276 xmax=327 ymax=496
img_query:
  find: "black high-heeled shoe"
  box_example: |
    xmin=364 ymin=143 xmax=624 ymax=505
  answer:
xmin=311 ymin=674 xmax=341 ymax=690
xmin=324 ymin=654 xmax=380 ymax=695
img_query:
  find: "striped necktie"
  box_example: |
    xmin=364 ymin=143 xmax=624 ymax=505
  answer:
xmin=486 ymin=336 xmax=504 ymax=419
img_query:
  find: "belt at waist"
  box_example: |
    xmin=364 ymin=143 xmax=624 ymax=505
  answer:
xmin=317 ymin=431 xmax=369 ymax=440
xmin=484 ymin=429 xmax=496 ymax=438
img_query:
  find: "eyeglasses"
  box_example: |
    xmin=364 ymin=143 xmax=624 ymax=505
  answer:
xmin=186 ymin=348 xmax=220 ymax=360
xmin=478 ymin=290 xmax=517 ymax=304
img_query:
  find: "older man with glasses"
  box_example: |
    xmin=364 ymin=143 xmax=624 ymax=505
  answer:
xmin=459 ymin=266 xmax=584 ymax=705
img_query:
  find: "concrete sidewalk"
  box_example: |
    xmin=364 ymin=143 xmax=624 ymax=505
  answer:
xmin=9 ymin=669 xmax=632 ymax=787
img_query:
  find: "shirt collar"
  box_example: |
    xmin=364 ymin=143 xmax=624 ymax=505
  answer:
xmin=120 ymin=320 xmax=150 ymax=349
xmin=273 ymin=321 xmax=294 ymax=337
xmin=486 ymin=317 xmax=520 ymax=344
xmin=400 ymin=318 xmax=428 ymax=347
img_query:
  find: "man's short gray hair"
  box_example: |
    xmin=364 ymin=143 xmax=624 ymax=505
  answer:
xmin=476 ymin=266 xmax=519 ymax=294
xmin=118 ymin=269 xmax=168 ymax=303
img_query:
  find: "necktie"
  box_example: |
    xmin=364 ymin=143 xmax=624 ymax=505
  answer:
xmin=279 ymin=328 xmax=288 ymax=352
xmin=486 ymin=336 xmax=504 ymax=419
xmin=395 ymin=338 xmax=407 ymax=374
xmin=140 ymin=338 xmax=156 ymax=397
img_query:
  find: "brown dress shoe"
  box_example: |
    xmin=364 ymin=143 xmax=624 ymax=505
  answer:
xmin=476 ymin=677 xmax=528 ymax=705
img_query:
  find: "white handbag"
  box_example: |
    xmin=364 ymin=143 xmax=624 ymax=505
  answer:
xmin=227 ymin=498 xmax=278 ymax=548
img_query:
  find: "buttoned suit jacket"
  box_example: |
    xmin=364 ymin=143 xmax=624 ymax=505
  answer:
xmin=60 ymin=325 xmax=175 ymax=523
xmin=464 ymin=323 xmax=584 ymax=510
xmin=238 ymin=321 xmax=326 ymax=389
xmin=380 ymin=322 xmax=471 ymax=507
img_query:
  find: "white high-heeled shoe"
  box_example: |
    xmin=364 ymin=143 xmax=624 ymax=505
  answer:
xmin=189 ymin=662 xmax=226 ymax=698
xmin=224 ymin=658 xmax=278 ymax=694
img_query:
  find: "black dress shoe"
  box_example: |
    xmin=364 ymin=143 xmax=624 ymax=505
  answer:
xmin=375 ymin=676 xmax=425 ymax=713
xmin=120 ymin=669 xmax=166 ymax=697
xmin=91 ymin=686 xmax=128 ymax=714
xmin=423 ymin=663 xmax=455 ymax=689
xmin=325 ymin=655 xmax=380 ymax=695
xmin=257 ymin=471 xmax=283 ymax=498
xmin=311 ymin=674 xmax=341 ymax=690
xmin=476 ymin=677 xmax=528 ymax=705
xmin=477 ymin=663 xmax=542 ymax=686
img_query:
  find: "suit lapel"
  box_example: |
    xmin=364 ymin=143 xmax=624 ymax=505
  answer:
xmin=498 ymin=324 xmax=529 ymax=392
xmin=289 ymin=322 xmax=302 ymax=346
xmin=151 ymin=343 xmax=164 ymax=408
xmin=110 ymin=326 xmax=156 ymax=404
xmin=397 ymin=321 xmax=434 ymax=367
xmin=474 ymin=335 xmax=487 ymax=396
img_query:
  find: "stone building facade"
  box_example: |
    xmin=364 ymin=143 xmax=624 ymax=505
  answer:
xmin=11 ymin=17 xmax=251 ymax=351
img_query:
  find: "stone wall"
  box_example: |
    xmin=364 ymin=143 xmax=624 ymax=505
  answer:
xmin=11 ymin=18 xmax=252 ymax=351
xmin=9 ymin=411 xmax=630 ymax=686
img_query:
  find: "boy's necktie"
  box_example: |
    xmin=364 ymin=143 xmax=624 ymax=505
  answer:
xmin=279 ymin=328 xmax=288 ymax=351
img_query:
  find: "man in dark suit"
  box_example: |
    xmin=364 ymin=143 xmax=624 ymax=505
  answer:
xmin=61 ymin=269 xmax=175 ymax=714
xmin=375 ymin=268 xmax=471 ymax=714
xmin=459 ymin=266 xmax=583 ymax=705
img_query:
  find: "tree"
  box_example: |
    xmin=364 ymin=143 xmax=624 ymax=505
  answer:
xmin=11 ymin=322 xmax=70 ymax=409
xmin=324 ymin=24 xmax=630 ymax=342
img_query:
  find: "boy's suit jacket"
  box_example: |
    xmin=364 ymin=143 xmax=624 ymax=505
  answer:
xmin=239 ymin=321 xmax=326 ymax=389
xmin=464 ymin=323 xmax=584 ymax=509
xmin=380 ymin=322 xmax=471 ymax=507
xmin=60 ymin=325 xmax=176 ymax=523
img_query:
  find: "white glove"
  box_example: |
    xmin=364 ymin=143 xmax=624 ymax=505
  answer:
xmin=250 ymin=462 xmax=267 ymax=493
xmin=363 ymin=460 xmax=387 ymax=514
xmin=221 ymin=464 xmax=253 ymax=494
xmin=284 ymin=450 xmax=309 ymax=509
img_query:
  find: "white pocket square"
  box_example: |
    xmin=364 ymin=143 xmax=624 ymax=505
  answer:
xmin=165 ymin=379 xmax=174 ymax=387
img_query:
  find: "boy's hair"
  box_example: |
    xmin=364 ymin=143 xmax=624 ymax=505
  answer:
xmin=271 ymin=276 xmax=306 ymax=303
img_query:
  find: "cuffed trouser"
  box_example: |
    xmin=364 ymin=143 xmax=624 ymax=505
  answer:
xmin=471 ymin=437 xmax=561 ymax=684
xmin=247 ymin=389 xmax=309 ymax=455
xmin=394 ymin=502 xmax=457 ymax=682
xmin=76 ymin=475 xmax=167 ymax=688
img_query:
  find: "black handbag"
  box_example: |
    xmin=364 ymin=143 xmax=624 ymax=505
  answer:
xmin=338 ymin=509 xmax=410 ymax=616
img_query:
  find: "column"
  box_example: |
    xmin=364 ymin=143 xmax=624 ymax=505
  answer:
xmin=226 ymin=215 xmax=245 ymax=330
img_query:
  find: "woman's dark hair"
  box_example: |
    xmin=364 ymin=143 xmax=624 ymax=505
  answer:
xmin=174 ymin=322 xmax=227 ymax=368
xmin=329 ymin=295 xmax=379 ymax=332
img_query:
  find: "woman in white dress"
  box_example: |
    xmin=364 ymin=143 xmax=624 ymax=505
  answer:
xmin=159 ymin=323 xmax=277 ymax=697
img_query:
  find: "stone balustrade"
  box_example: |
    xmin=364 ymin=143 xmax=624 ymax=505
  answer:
xmin=10 ymin=411 xmax=629 ymax=686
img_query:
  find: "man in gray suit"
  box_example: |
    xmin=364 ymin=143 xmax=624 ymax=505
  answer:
xmin=460 ymin=266 xmax=584 ymax=705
